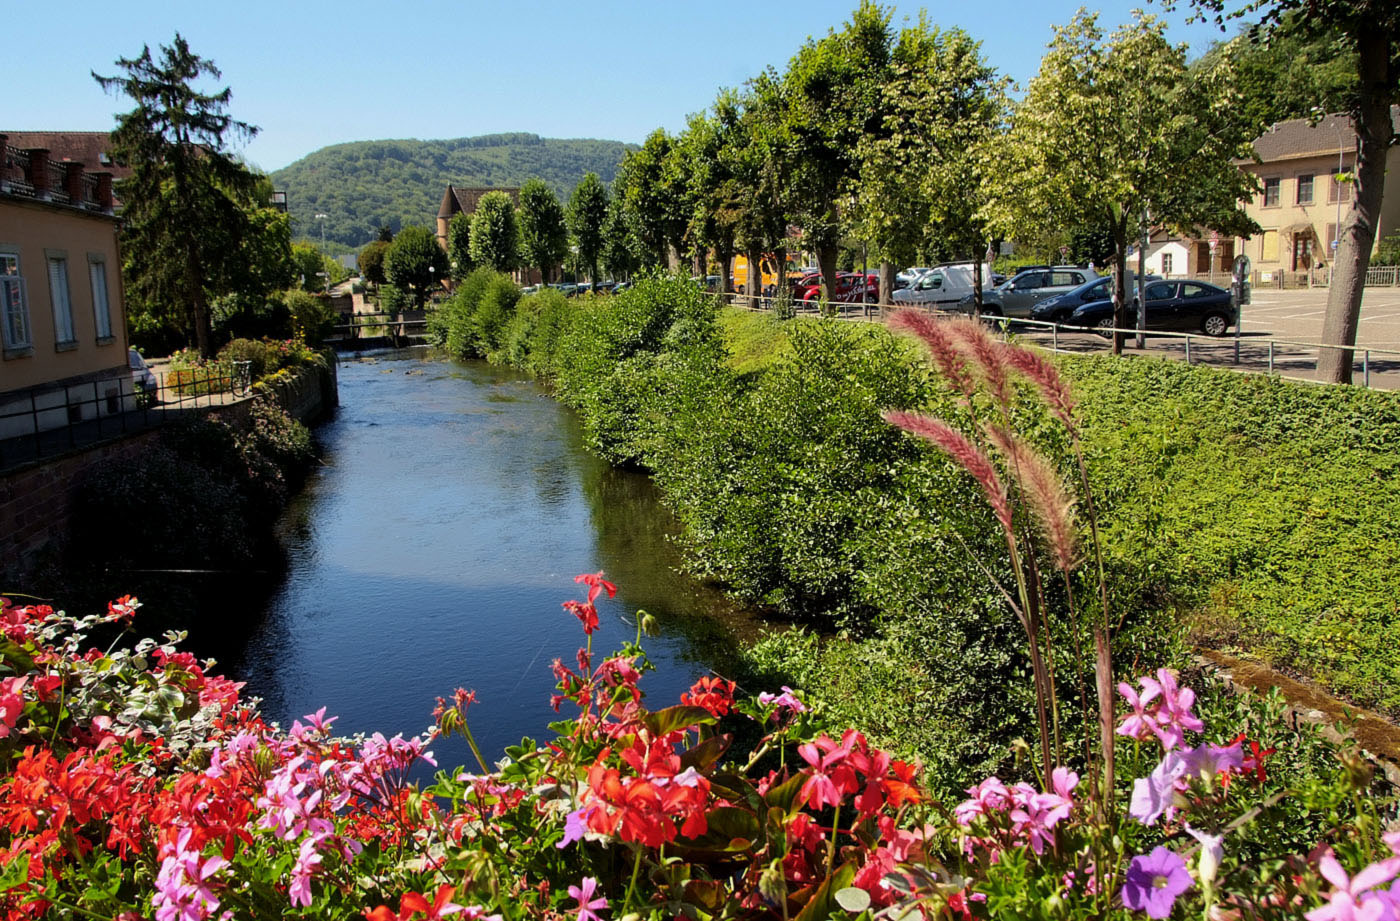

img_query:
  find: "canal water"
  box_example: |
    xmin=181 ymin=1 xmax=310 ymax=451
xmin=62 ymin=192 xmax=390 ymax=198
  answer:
xmin=229 ymin=349 xmax=754 ymax=769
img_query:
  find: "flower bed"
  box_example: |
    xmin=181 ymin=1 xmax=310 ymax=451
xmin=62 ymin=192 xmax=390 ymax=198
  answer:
xmin=0 ymin=583 xmax=1394 ymax=920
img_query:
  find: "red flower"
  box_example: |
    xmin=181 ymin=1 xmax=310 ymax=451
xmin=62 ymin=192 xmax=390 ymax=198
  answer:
xmin=574 ymin=571 xmax=617 ymax=606
xmin=681 ymin=676 xmax=735 ymax=717
xmin=562 ymin=600 xmax=599 ymax=635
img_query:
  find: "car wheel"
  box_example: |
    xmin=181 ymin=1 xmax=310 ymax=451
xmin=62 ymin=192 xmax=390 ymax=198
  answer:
xmin=1095 ymin=317 xmax=1116 ymax=338
xmin=1201 ymin=312 xmax=1230 ymax=337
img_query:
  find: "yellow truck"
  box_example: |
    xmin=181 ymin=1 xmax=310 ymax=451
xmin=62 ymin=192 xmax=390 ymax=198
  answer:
xmin=731 ymin=254 xmax=800 ymax=293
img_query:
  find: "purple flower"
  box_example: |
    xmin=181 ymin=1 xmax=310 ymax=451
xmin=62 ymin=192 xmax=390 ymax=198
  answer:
xmin=1307 ymin=854 xmax=1400 ymax=921
xmin=567 ymin=876 xmax=608 ymax=921
xmin=757 ymin=686 xmax=808 ymax=714
xmin=1122 ymin=847 xmax=1193 ymax=919
xmin=1130 ymin=751 xmax=1188 ymax=826
xmin=557 ymin=807 xmax=593 ymax=849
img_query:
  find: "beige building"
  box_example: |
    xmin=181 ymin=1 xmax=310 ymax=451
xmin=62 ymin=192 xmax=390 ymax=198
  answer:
xmin=1233 ymin=108 xmax=1400 ymax=285
xmin=1 ymin=135 xmax=130 ymax=439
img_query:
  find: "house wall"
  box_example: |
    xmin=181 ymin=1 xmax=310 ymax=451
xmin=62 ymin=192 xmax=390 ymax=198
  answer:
xmin=0 ymin=197 xmax=127 ymax=392
xmin=1234 ymin=148 xmax=1400 ymax=279
xmin=1145 ymin=241 xmax=1190 ymax=277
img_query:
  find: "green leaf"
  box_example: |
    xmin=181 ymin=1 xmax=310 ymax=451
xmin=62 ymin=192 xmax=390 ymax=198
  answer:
xmin=643 ymin=704 xmax=715 ymax=736
xmin=679 ymin=733 xmax=732 ymax=772
xmin=835 ymin=887 xmax=871 ymax=913
xmin=793 ymin=861 xmax=858 ymax=921
xmin=0 ymin=853 xmax=29 ymax=892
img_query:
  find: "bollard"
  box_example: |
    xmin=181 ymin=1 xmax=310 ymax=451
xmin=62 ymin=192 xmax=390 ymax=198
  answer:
xmin=1052 ymin=322 xmax=1058 ymax=351
xmin=1185 ymin=335 xmax=1192 ymax=365
xmin=1268 ymin=341 xmax=1274 ymax=376
xmin=1364 ymin=350 xmax=1370 ymax=388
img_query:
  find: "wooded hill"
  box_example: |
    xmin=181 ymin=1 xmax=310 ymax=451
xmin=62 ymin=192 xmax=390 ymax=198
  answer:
xmin=269 ymin=133 xmax=634 ymax=249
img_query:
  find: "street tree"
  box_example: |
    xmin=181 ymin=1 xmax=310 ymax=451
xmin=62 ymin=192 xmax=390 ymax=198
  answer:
xmin=447 ymin=211 xmax=474 ymax=280
xmin=384 ymin=224 xmax=448 ymax=309
xmin=95 ymin=34 xmax=279 ymax=357
xmin=568 ymin=172 xmax=609 ymax=289
xmin=855 ymin=18 xmax=1006 ymax=306
xmin=1166 ymin=0 xmax=1398 ymax=383
xmin=601 ymin=194 xmax=642 ymax=282
xmin=677 ymin=111 xmax=739 ymax=289
xmin=616 ymin=130 xmax=687 ymax=268
xmin=359 ymin=239 xmax=389 ymax=288
xmin=984 ymin=11 xmax=1256 ymax=352
xmin=469 ymin=191 xmax=519 ymax=273
xmin=781 ymin=2 xmax=895 ymax=299
xmin=518 ymin=179 xmax=568 ymax=285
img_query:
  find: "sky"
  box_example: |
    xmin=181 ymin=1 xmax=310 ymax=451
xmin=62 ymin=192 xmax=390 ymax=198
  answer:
xmin=2 ymin=0 xmax=1235 ymax=174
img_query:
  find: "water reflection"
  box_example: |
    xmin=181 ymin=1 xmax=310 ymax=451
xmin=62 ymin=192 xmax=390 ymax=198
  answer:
xmin=230 ymin=350 xmax=753 ymax=769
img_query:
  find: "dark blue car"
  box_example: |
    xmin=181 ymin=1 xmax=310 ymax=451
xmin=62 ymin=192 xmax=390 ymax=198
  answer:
xmin=1060 ymin=280 xmax=1237 ymax=337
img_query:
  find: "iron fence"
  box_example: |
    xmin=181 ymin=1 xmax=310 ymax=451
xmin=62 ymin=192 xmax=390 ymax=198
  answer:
xmin=0 ymin=368 xmax=254 ymax=471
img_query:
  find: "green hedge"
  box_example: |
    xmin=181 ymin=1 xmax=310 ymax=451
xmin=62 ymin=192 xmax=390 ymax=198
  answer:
xmin=440 ymin=273 xmax=1400 ymax=790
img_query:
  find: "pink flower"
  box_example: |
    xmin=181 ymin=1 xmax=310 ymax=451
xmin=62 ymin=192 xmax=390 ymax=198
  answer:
xmin=796 ymin=733 xmax=858 ymax=810
xmin=954 ymin=776 xmax=1011 ymax=826
xmin=1307 ymin=854 xmax=1400 ymax=921
xmin=1116 ymin=670 xmax=1204 ymax=751
xmin=288 ymin=836 xmax=322 ymax=907
xmin=567 ymin=876 xmax=608 ymax=921
xmin=0 ymin=676 xmax=27 ymax=739
xmin=757 ymin=686 xmax=808 ymax=714
xmin=152 ymin=827 xmax=228 ymax=921
xmin=1116 ymin=679 xmax=1161 ymax=742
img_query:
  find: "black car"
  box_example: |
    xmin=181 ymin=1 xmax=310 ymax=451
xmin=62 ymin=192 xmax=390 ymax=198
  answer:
xmin=1029 ymin=275 xmax=1159 ymax=323
xmin=1065 ymin=280 xmax=1236 ymax=337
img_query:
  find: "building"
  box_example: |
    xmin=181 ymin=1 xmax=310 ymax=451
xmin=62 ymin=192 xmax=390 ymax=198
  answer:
xmin=434 ymin=184 xmax=544 ymax=285
xmin=1 ymin=134 xmax=131 ymax=439
xmin=1233 ymin=108 xmax=1400 ymax=285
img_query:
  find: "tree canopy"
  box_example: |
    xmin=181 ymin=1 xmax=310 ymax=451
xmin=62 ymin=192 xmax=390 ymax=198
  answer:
xmin=469 ymin=191 xmax=519 ymax=273
xmin=568 ymin=173 xmax=609 ymax=288
xmin=517 ymin=179 xmax=568 ymax=285
xmin=384 ymin=225 xmax=448 ymax=309
xmin=95 ymin=34 xmax=288 ymax=357
xmin=447 ymin=212 xmax=474 ymax=280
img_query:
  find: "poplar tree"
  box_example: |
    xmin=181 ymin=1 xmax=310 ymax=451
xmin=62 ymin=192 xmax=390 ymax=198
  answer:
xmin=518 ymin=180 xmax=568 ymax=285
xmin=469 ymin=191 xmax=519 ymax=273
xmin=567 ymin=173 xmax=609 ymax=290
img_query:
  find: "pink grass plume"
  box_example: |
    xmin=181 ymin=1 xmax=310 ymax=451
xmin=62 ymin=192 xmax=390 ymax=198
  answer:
xmin=883 ymin=411 xmax=1013 ymax=540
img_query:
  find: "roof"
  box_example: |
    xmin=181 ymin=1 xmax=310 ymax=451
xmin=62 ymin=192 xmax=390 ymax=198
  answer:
xmin=1249 ymin=107 xmax=1400 ymax=164
xmin=1 ymin=131 xmax=130 ymax=179
xmin=437 ymin=184 xmax=520 ymax=219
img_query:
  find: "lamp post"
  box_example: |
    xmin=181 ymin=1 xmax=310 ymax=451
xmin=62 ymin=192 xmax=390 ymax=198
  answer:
xmin=315 ymin=213 xmax=330 ymax=292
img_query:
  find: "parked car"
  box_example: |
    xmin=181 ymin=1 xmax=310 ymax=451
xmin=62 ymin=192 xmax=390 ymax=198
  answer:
xmin=802 ymin=272 xmax=877 ymax=304
xmin=961 ymin=266 xmax=1099 ymax=318
xmin=791 ymin=272 xmax=830 ymax=301
xmin=1063 ymin=280 xmax=1236 ymax=336
xmin=1028 ymin=274 xmax=1161 ymax=323
xmin=129 ymin=348 xmax=158 ymax=397
xmin=891 ymin=263 xmax=994 ymax=309
xmin=896 ymin=266 xmax=933 ymax=287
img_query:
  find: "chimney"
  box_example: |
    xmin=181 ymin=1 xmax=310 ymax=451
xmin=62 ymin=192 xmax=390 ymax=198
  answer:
xmin=63 ymin=161 xmax=85 ymax=204
xmin=91 ymin=171 xmax=114 ymax=213
xmin=23 ymin=148 xmax=50 ymax=198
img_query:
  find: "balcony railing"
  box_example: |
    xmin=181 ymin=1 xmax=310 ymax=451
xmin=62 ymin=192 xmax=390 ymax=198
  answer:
xmin=2 ymin=147 xmax=33 ymax=197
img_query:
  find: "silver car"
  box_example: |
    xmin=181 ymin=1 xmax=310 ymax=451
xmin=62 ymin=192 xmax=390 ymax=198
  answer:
xmin=964 ymin=266 xmax=1099 ymax=318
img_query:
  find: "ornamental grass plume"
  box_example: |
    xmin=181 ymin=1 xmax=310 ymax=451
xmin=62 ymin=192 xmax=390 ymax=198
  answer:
xmin=983 ymin=423 xmax=1077 ymax=573
xmin=881 ymin=410 xmax=1013 ymax=541
xmin=944 ymin=314 xmax=1014 ymax=410
xmin=888 ymin=308 xmax=976 ymax=399
xmin=998 ymin=343 xmax=1077 ymax=435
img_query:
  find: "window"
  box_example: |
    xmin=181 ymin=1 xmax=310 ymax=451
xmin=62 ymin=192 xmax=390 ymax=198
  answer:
xmin=1181 ymin=283 xmax=1212 ymax=299
xmin=1145 ymin=282 xmax=1176 ymax=300
xmin=47 ymin=256 xmax=75 ymax=346
xmin=1260 ymin=230 xmax=1278 ymax=262
xmin=89 ymin=258 xmax=112 ymax=340
xmin=1049 ymin=271 xmax=1079 ymax=286
xmin=1262 ymin=178 xmax=1281 ymax=207
xmin=1161 ymin=253 xmax=1174 ymax=275
xmin=1 ymin=252 xmax=30 ymax=352
xmin=1328 ymin=173 xmax=1353 ymax=204
xmin=1296 ymin=174 xmax=1314 ymax=205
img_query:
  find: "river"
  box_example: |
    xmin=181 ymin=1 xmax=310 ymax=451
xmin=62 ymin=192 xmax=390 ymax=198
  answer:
xmin=228 ymin=349 xmax=755 ymax=769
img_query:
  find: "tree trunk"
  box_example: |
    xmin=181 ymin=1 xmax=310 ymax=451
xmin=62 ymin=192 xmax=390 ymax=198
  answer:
xmin=1111 ymin=221 xmax=1129 ymax=356
xmin=878 ymin=261 xmax=895 ymax=311
xmin=717 ymin=245 xmax=734 ymax=295
xmin=188 ymin=256 xmax=213 ymax=359
xmin=747 ymin=247 xmax=762 ymax=310
xmin=817 ymin=245 xmax=838 ymax=305
xmin=774 ymin=245 xmax=788 ymax=299
xmin=1317 ymin=29 xmax=1392 ymax=385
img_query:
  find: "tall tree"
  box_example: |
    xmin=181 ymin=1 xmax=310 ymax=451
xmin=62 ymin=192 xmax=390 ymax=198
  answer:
xmin=781 ymin=2 xmax=895 ymax=299
xmin=855 ymin=19 xmax=1006 ymax=306
xmin=1169 ymin=0 xmax=1398 ymax=383
xmin=95 ymin=34 xmax=270 ymax=357
xmin=359 ymin=240 xmax=389 ymax=288
xmin=985 ymin=11 xmax=1257 ymax=352
xmin=677 ymin=111 xmax=739 ymax=289
xmin=518 ymin=179 xmax=568 ymax=285
xmin=447 ymin=211 xmax=474 ymax=280
xmin=601 ymin=194 xmax=642 ymax=282
xmin=469 ymin=191 xmax=519 ymax=273
xmin=568 ymin=173 xmax=609 ymax=289
xmin=383 ymin=224 xmax=448 ymax=309
xmin=616 ymin=130 xmax=687 ymax=268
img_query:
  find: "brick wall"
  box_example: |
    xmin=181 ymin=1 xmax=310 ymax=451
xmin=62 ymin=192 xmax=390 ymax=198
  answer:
xmin=0 ymin=360 xmax=337 ymax=582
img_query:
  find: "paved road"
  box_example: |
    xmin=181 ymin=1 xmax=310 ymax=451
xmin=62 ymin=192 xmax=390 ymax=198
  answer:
xmin=1239 ymin=287 xmax=1400 ymax=349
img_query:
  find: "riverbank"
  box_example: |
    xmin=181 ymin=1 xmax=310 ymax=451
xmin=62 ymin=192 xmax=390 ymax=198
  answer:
xmin=427 ymin=270 xmax=1400 ymax=792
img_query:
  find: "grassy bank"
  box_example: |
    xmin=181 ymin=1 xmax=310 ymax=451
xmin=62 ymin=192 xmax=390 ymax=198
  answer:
xmin=428 ymin=271 xmax=1400 ymax=790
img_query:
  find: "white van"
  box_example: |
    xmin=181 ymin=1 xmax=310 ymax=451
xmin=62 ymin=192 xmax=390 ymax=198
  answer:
xmin=890 ymin=263 xmax=994 ymax=308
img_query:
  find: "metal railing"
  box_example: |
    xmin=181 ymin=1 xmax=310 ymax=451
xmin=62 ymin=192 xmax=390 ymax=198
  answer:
xmin=1 ymin=147 xmax=33 ymax=197
xmin=720 ymin=293 xmax=1400 ymax=389
xmin=327 ymin=313 xmax=429 ymax=341
xmin=0 ymin=369 xmax=254 ymax=470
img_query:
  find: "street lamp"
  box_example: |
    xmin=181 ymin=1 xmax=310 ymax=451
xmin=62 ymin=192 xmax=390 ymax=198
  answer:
xmin=314 ymin=213 xmax=329 ymax=292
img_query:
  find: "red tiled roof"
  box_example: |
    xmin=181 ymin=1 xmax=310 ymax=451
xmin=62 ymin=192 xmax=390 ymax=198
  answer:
xmin=1 ymin=131 xmax=131 ymax=179
xmin=1249 ymin=106 xmax=1400 ymax=163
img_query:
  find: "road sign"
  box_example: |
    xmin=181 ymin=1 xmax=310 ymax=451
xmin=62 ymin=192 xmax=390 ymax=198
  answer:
xmin=1209 ymin=230 xmax=1219 ymax=252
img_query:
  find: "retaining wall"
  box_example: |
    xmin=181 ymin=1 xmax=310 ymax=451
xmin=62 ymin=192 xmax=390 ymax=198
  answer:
xmin=0 ymin=359 xmax=337 ymax=583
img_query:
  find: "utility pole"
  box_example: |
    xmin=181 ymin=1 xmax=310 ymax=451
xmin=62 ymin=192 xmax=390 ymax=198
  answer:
xmin=315 ymin=212 xmax=330 ymax=293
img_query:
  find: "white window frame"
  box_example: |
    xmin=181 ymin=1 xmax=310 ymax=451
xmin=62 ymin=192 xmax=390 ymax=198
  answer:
xmin=46 ymin=251 xmax=76 ymax=348
xmin=88 ymin=255 xmax=113 ymax=342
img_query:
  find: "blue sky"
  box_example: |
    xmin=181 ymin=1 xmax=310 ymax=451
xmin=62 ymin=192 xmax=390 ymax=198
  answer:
xmin=3 ymin=1 xmax=1232 ymax=173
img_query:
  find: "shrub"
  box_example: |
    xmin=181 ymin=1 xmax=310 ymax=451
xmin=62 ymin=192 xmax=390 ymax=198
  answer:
xmin=282 ymin=289 xmax=337 ymax=346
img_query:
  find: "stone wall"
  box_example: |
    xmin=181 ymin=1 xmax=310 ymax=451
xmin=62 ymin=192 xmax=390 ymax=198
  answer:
xmin=0 ymin=359 xmax=337 ymax=582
